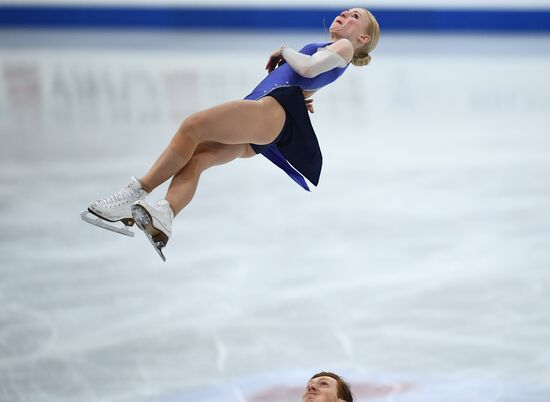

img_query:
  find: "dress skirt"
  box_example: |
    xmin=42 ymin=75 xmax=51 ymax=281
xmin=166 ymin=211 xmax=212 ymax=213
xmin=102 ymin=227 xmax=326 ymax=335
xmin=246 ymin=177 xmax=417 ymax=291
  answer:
xmin=250 ymin=86 xmax=322 ymax=191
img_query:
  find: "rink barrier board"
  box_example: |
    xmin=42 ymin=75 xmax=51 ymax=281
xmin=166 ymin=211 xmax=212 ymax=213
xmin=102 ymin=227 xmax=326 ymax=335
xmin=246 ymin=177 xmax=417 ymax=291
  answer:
xmin=1 ymin=6 xmax=550 ymax=31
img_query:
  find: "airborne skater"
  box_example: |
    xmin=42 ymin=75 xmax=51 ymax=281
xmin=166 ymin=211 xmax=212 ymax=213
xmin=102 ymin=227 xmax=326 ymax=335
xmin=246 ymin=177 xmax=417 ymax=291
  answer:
xmin=82 ymin=8 xmax=381 ymax=261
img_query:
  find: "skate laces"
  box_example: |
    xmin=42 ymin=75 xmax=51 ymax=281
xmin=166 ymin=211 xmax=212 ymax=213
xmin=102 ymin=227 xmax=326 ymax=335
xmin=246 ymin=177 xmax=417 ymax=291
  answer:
xmin=100 ymin=183 xmax=141 ymax=206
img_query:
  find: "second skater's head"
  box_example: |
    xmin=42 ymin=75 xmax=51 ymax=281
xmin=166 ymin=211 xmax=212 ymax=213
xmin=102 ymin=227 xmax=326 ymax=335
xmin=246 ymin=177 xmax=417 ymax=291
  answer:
xmin=303 ymin=372 xmax=354 ymax=402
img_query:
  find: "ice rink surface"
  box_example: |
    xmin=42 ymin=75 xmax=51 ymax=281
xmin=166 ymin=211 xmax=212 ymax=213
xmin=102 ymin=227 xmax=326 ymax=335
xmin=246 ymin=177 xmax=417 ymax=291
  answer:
xmin=1 ymin=29 xmax=550 ymax=402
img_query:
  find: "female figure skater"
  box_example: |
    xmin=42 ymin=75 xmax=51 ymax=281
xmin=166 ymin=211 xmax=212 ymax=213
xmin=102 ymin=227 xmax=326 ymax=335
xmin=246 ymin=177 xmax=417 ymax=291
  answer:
xmin=82 ymin=7 xmax=380 ymax=260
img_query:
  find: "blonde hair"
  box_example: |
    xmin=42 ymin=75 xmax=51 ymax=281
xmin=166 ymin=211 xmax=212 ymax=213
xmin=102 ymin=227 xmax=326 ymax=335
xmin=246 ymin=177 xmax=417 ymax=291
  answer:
xmin=351 ymin=8 xmax=380 ymax=67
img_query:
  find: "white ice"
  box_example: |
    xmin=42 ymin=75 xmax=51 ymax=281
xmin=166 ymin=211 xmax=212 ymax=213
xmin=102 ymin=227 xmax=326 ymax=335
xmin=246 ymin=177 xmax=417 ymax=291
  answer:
xmin=0 ymin=30 xmax=549 ymax=402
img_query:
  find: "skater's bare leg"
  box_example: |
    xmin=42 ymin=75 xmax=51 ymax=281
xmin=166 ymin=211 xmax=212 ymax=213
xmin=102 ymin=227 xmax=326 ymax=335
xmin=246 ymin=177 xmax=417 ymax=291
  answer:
xmin=139 ymin=97 xmax=285 ymax=191
xmin=166 ymin=142 xmax=254 ymax=215
xmin=139 ymin=147 xmax=188 ymax=193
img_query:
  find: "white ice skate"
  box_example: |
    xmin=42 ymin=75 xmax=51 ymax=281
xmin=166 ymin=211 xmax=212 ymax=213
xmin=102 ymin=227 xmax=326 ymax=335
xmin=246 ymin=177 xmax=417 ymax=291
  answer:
xmin=131 ymin=199 xmax=174 ymax=262
xmin=81 ymin=176 xmax=149 ymax=237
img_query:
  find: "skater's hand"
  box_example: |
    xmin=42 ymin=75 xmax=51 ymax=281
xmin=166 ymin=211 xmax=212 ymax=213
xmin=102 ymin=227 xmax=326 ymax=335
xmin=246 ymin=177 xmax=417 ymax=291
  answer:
xmin=305 ymin=98 xmax=314 ymax=113
xmin=265 ymin=46 xmax=286 ymax=73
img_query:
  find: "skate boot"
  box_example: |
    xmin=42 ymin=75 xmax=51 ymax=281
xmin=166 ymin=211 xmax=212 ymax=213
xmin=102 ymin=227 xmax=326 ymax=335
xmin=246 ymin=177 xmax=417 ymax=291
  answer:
xmin=81 ymin=176 xmax=149 ymax=237
xmin=131 ymin=199 xmax=174 ymax=261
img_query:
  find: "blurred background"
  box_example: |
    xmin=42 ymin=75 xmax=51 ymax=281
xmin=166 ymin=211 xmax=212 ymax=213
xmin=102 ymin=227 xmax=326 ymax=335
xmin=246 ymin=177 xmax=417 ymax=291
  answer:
xmin=1 ymin=1 xmax=550 ymax=401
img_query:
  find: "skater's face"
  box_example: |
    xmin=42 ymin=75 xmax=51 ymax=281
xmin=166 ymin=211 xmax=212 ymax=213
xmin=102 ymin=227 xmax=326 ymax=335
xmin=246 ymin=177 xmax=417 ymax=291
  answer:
xmin=329 ymin=8 xmax=371 ymax=47
xmin=302 ymin=376 xmax=345 ymax=402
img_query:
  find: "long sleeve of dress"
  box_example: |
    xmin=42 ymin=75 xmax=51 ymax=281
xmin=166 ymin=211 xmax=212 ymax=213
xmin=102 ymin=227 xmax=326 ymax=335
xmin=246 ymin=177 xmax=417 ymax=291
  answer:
xmin=281 ymin=46 xmax=348 ymax=78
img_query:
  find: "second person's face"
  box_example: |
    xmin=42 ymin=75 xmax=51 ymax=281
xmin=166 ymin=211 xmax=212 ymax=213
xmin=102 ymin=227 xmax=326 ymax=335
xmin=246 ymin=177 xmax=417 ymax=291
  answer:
xmin=302 ymin=376 xmax=344 ymax=402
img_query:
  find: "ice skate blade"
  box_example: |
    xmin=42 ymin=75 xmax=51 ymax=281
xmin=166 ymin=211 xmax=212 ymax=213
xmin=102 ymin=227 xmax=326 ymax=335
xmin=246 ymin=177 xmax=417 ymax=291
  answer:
xmin=81 ymin=211 xmax=134 ymax=237
xmin=131 ymin=205 xmax=167 ymax=262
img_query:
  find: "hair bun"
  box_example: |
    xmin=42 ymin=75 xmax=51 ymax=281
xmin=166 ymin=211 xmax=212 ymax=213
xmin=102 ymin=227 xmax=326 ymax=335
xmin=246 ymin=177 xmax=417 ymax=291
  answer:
xmin=352 ymin=52 xmax=371 ymax=67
